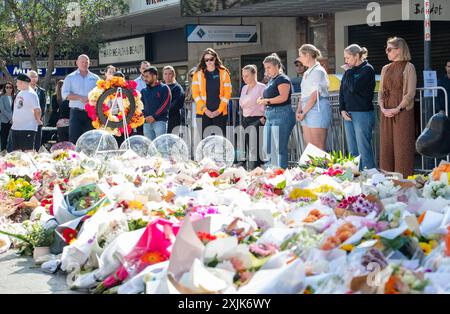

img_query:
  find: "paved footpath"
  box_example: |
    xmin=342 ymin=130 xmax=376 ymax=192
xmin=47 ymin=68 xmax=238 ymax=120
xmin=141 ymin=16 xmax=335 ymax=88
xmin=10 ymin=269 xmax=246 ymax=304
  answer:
xmin=0 ymin=251 xmax=82 ymax=294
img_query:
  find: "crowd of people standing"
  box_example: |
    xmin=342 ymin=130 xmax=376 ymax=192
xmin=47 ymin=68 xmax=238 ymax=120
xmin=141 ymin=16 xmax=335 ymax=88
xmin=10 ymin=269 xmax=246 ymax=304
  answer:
xmin=1 ymin=36 xmax=449 ymax=178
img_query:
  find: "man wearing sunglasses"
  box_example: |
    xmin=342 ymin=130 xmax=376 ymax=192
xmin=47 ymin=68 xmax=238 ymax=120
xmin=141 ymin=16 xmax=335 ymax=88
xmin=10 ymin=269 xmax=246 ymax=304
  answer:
xmin=11 ymin=74 xmax=42 ymax=151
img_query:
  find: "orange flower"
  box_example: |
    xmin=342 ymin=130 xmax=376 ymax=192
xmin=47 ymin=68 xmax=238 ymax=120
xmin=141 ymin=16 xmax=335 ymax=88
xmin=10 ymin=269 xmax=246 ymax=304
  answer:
xmin=446 ymin=226 xmax=450 ymax=257
xmin=140 ymin=251 xmax=167 ymax=265
xmin=385 ymin=276 xmax=400 ymax=294
xmin=432 ymin=164 xmax=450 ymax=181
xmin=418 ymin=211 xmax=426 ymax=225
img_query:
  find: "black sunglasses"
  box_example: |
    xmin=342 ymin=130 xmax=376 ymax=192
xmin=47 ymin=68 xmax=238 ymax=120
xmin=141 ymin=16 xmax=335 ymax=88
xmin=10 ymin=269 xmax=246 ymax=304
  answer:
xmin=5 ymin=86 xmax=13 ymax=89
xmin=204 ymin=57 xmax=215 ymax=63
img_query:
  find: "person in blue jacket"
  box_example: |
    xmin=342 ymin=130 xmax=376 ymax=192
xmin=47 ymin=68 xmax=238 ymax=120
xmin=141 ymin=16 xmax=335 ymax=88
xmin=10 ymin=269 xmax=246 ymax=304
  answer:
xmin=163 ymin=66 xmax=185 ymax=134
xmin=339 ymin=44 xmax=376 ymax=170
xmin=142 ymin=66 xmax=172 ymax=140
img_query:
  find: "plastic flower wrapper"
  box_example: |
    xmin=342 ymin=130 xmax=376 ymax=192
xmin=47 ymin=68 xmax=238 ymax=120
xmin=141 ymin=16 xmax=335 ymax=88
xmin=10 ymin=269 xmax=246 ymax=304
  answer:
xmin=0 ymin=233 xmax=11 ymax=254
xmin=236 ymin=257 xmax=306 ymax=294
xmin=93 ymin=218 xmax=180 ymax=293
xmin=70 ymin=228 xmax=145 ymax=290
xmin=60 ymin=209 xmax=110 ymax=271
xmin=382 ymin=264 xmax=430 ymax=294
xmin=284 ymin=201 xmax=336 ymax=232
xmin=117 ymin=260 xmax=169 ymax=294
xmin=418 ymin=210 xmax=448 ymax=237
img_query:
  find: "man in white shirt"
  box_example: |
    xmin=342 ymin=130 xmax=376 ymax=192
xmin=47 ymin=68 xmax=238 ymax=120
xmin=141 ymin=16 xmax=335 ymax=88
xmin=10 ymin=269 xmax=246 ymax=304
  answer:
xmin=134 ymin=61 xmax=152 ymax=92
xmin=11 ymin=74 xmax=42 ymax=151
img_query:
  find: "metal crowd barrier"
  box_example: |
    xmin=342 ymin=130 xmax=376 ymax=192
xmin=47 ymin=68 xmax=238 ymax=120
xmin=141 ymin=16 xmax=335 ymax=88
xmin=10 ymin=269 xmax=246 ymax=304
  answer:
xmin=183 ymin=87 xmax=448 ymax=171
xmin=183 ymin=92 xmax=381 ymax=166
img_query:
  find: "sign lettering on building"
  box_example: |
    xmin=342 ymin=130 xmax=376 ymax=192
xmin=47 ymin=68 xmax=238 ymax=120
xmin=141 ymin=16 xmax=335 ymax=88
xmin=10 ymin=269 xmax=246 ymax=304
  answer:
xmin=402 ymin=0 xmax=450 ymax=20
xmin=99 ymin=37 xmax=146 ymax=65
xmin=21 ymin=59 xmax=99 ymax=69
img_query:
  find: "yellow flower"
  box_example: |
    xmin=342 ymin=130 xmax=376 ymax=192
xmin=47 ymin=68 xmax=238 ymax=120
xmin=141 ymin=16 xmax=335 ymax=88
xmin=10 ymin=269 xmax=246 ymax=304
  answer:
xmin=128 ymin=200 xmax=144 ymax=210
xmin=14 ymin=191 xmax=22 ymax=198
xmin=429 ymin=240 xmax=438 ymax=249
xmin=288 ymin=188 xmax=318 ymax=201
xmin=419 ymin=242 xmax=432 ymax=255
xmin=313 ymin=184 xmax=336 ymax=194
xmin=340 ymin=244 xmax=354 ymax=252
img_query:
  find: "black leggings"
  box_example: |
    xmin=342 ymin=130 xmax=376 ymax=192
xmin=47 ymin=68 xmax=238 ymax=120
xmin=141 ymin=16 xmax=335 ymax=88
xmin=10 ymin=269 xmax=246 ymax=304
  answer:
xmin=12 ymin=130 xmax=36 ymax=151
xmin=1 ymin=122 xmax=11 ymax=151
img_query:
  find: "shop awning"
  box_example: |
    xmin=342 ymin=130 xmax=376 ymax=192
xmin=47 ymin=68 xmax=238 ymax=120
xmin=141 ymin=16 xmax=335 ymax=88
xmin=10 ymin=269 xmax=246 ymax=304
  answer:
xmin=186 ymin=0 xmax=401 ymax=17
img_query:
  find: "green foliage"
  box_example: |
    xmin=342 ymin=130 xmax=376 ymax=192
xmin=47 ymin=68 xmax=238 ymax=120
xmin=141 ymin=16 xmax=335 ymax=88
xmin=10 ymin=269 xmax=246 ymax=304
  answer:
xmin=0 ymin=222 xmax=55 ymax=256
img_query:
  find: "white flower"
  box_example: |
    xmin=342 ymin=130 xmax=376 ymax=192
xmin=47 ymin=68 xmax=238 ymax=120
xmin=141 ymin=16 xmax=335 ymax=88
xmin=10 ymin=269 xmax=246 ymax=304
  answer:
xmin=376 ymin=180 xmax=401 ymax=199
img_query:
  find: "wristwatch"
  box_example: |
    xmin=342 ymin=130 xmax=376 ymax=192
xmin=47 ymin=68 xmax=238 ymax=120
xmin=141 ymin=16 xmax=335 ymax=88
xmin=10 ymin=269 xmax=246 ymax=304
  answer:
xmin=266 ymin=99 xmax=271 ymax=105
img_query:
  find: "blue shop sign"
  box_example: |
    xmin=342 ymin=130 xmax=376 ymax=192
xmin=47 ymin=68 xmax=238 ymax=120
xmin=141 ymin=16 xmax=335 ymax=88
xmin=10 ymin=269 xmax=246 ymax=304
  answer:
xmin=6 ymin=65 xmax=69 ymax=77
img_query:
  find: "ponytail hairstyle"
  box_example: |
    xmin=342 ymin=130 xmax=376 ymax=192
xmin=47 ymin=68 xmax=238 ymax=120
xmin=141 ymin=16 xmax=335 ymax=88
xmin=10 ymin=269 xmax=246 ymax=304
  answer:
xmin=242 ymin=64 xmax=257 ymax=75
xmin=263 ymin=53 xmax=284 ymax=74
xmin=299 ymin=44 xmax=322 ymax=60
xmin=344 ymin=44 xmax=369 ymax=60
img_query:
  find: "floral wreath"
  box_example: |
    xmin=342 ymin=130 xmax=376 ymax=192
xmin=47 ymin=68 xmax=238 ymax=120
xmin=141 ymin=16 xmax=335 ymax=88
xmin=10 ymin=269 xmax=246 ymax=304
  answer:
xmin=85 ymin=77 xmax=145 ymax=137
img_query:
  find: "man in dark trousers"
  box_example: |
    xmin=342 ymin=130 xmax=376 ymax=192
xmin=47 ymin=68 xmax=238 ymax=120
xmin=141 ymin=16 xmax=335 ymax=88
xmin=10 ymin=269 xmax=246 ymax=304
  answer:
xmin=28 ymin=70 xmax=46 ymax=150
xmin=142 ymin=66 xmax=172 ymax=141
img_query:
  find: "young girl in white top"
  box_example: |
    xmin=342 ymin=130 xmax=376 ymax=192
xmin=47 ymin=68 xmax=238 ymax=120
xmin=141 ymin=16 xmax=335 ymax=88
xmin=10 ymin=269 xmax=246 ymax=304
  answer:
xmin=296 ymin=44 xmax=332 ymax=151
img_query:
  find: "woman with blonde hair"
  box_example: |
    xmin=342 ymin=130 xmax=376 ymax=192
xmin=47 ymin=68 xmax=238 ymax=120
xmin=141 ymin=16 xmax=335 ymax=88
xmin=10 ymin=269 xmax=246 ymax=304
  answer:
xmin=239 ymin=64 xmax=266 ymax=169
xmin=163 ymin=65 xmax=185 ymax=133
xmin=257 ymin=53 xmax=295 ymax=169
xmin=192 ymin=48 xmax=232 ymax=138
xmin=296 ymin=44 xmax=332 ymax=151
xmin=379 ymin=37 xmax=417 ymax=177
xmin=339 ymin=44 xmax=376 ymax=170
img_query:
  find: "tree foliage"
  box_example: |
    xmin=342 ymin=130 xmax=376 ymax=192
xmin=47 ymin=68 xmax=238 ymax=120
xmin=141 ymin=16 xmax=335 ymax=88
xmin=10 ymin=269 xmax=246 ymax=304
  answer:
xmin=0 ymin=0 xmax=129 ymax=88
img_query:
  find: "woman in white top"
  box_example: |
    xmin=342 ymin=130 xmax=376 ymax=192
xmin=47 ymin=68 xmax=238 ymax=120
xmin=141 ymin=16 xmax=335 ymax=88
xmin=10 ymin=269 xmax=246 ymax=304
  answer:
xmin=296 ymin=44 xmax=332 ymax=151
xmin=0 ymin=82 xmax=15 ymax=151
xmin=239 ymin=65 xmax=266 ymax=169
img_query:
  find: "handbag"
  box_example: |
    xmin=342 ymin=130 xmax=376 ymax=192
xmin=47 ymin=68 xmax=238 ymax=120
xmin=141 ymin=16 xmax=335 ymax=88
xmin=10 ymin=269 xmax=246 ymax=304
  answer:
xmin=416 ymin=112 xmax=450 ymax=158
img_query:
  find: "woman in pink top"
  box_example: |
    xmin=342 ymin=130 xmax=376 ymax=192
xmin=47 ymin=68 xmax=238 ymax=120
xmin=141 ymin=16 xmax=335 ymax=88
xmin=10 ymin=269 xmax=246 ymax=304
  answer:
xmin=239 ymin=65 xmax=266 ymax=169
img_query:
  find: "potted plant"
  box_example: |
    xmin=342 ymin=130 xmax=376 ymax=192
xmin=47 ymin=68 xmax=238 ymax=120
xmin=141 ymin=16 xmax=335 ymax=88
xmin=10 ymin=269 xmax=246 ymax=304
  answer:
xmin=0 ymin=221 xmax=55 ymax=260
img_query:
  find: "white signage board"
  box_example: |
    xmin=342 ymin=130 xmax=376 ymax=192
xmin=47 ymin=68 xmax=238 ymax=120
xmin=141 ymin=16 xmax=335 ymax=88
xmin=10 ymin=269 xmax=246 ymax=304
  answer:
xmin=186 ymin=25 xmax=258 ymax=43
xmin=423 ymin=70 xmax=438 ymax=97
xmin=99 ymin=37 xmax=146 ymax=65
xmin=402 ymin=0 xmax=450 ymax=20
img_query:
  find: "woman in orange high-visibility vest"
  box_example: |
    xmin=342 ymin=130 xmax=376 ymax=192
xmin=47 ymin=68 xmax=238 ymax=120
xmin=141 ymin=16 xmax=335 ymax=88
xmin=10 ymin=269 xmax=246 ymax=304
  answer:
xmin=191 ymin=48 xmax=232 ymax=139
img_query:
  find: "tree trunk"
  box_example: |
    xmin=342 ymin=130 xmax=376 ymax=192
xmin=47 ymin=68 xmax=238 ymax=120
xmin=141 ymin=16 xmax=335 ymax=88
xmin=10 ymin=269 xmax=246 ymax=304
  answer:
xmin=0 ymin=59 xmax=14 ymax=83
xmin=42 ymin=42 xmax=56 ymax=90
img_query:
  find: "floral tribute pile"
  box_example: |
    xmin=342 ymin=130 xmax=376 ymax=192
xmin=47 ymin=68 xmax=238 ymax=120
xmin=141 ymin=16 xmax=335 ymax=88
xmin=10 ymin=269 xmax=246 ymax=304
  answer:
xmin=85 ymin=77 xmax=145 ymax=137
xmin=0 ymin=147 xmax=449 ymax=294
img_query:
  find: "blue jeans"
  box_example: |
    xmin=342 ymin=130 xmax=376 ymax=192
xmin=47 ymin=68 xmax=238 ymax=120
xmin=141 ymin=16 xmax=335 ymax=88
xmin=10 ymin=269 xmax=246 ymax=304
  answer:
xmin=144 ymin=121 xmax=167 ymax=141
xmin=344 ymin=111 xmax=376 ymax=170
xmin=263 ymin=105 xmax=296 ymax=169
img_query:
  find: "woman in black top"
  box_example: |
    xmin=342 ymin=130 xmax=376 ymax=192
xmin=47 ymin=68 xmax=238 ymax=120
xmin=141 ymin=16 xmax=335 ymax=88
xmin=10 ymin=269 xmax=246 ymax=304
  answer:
xmin=339 ymin=44 xmax=376 ymax=170
xmin=51 ymin=80 xmax=70 ymax=142
xmin=256 ymin=53 xmax=296 ymax=169
xmin=163 ymin=66 xmax=186 ymax=134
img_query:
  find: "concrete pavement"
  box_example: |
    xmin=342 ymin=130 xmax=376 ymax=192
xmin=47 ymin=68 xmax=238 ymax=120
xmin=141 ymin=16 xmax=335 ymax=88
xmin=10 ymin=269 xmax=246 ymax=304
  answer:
xmin=0 ymin=251 xmax=81 ymax=294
